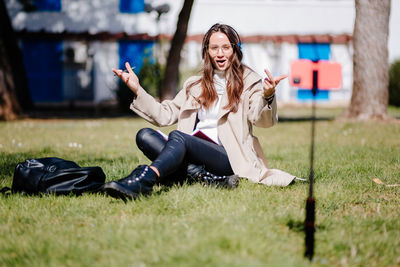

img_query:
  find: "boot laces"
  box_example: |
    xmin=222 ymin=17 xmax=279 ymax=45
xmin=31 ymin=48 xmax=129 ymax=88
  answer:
xmin=202 ymin=171 xmax=227 ymax=183
xmin=119 ymin=165 xmax=147 ymax=184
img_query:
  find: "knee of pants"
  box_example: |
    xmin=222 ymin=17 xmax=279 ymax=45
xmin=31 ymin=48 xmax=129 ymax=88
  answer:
xmin=168 ymin=130 xmax=186 ymax=143
xmin=136 ymin=128 xmax=155 ymax=148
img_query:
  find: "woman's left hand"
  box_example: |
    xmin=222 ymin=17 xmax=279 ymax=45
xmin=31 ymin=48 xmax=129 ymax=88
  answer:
xmin=263 ymin=69 xmax=287 ymax=98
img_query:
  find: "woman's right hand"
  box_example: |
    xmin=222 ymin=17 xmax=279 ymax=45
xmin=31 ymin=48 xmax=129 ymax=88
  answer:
xmin=112 ymin=62 xmax=139 ymax=95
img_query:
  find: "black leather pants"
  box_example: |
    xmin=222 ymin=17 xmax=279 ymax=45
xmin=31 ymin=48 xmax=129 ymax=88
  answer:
xmin=136 ymin=128 xmax=234 ymax=182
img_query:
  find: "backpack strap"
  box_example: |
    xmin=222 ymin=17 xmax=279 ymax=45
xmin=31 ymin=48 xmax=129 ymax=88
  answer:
xmin=1 ymin=187 xmax=11 ymax=195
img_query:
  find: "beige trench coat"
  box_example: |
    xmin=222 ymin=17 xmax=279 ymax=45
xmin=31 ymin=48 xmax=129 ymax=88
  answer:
xmin=131 ymin=67 xmax=296 ymax=186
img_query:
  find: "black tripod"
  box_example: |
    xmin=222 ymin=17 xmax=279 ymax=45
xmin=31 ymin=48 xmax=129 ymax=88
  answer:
xmin=304 ymin=65 xmax=318 ymax=260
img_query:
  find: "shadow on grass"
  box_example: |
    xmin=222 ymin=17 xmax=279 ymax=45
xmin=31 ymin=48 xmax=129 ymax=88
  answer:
xmin=25 ymin=108 xmax=133 ymax=120
xmin=0 ymin=150 xmax=191 ymax=201
xmin=25 ymin=108 xmax=340 ymax=121
xmin=286 ymin=219 xmax=304 ymax=233
xmin=286 ymin=218 xmax=326 ymax=233
xmin=278 ymin=116 xmax=334 ymax=122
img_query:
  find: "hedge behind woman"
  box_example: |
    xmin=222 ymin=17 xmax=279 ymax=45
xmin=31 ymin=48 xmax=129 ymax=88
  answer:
xmin=105 ymin=23 xmax=300 ymax=200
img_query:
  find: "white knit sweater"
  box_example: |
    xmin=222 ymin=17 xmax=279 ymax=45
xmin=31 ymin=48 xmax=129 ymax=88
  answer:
xmin=195 ymin=70 xmax=226 ymax=145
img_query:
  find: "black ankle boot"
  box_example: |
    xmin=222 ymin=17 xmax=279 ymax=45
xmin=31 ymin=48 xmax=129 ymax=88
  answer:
xmin=187 ymin=164 xmax=239 ymax=189
xmin=104 ymin=165 xmax=158 ymax=200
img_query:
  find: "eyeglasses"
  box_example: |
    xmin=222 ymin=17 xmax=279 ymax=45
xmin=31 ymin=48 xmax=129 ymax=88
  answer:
xmin=208 ymin=44 xmax=233 ymax=54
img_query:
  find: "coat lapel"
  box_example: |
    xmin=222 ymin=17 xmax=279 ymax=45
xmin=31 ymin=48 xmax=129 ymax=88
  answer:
xmin=243 ymin=67 xmax=263 ymax=93
xmin=217 ymin=67 xmax=262 ymax=120
xmin=183 ymin=83 xmax=201 ymax=111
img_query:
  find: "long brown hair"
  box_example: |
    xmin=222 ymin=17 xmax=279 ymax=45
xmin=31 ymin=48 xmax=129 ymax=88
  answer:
xmin=188 ymin=23 xmax=244 ymax=112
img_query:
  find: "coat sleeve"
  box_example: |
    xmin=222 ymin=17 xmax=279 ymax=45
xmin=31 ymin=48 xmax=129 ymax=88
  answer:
xmin=130 ymin=84 xmax=187 ymax=127
xmin=247 ymin=80 xmax=278 ymax=128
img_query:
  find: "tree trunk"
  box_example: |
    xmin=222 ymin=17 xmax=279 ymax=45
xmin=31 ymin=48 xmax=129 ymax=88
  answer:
xmin=160 ymin=0 xmax=194 ymax=100
xmin=0 ymin=45 xmax=21 ymax=121
xmin=0 ymin=0 xmax=32 ymax=121
xmin=340 ymin=0 xmax=391 ymax=120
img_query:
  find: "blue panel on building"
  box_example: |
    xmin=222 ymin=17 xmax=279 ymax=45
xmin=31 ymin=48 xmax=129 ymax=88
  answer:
xmin=118 ymin=41 xmax=154 ymax=72
xmin=120 ymin=0 xmax=144 ymax=13
xmin=22 ymin=40 xmax=63 ymax=102
xmin=297 ymin=89 xmax=329 ymax=101
xmin=297 ymin=43 xmax=331 ymax=101
xmin=34 ymin=0 xmax=61 ymax=11
xmin=298 ymin=43 xmax=330 ymax=61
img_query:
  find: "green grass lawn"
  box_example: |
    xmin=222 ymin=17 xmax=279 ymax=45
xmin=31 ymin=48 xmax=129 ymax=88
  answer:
xmin=0 ymin=109 xmax=399 ymax=266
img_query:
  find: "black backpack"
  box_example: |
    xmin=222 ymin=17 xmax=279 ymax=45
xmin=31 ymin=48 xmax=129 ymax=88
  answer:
xmin=1 ymin=157 xmax=105 ymax=196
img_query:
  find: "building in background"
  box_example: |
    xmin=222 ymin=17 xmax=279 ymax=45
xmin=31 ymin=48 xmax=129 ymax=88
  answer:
xmin=6 ymin=0 xmax=158 ymax=106
xmin=5 ymin=0 xmax=400 ymax=106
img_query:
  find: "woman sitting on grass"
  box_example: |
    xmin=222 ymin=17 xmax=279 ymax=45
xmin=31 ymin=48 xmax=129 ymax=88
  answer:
xmin=105 ymin=23 xmax=299 ymax=200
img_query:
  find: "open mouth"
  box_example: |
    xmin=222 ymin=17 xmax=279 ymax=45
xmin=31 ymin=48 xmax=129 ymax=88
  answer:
xmin=216 ymin=59 xmax=227 ymax=68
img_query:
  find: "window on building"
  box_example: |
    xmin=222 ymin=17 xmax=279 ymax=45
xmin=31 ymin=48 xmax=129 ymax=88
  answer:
xmin=33 ymin=0 xmax=61 ymax=11
xmin=120 ymin=0 xmax=144 ymax=13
